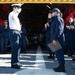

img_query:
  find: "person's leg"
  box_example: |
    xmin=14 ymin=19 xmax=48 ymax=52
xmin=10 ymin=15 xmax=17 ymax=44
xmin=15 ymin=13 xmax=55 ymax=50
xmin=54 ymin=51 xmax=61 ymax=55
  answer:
xmin=0 ymin=36 xmax=1 ymax=51
xmin=4 ymin=38 xmax=8 ymax=53
xmin=47 ymin=46 xmax=54 ymax=59
xmin=71 ymin=40 xmax=75 ymax=61
xmin=55 ymin=48 xmax=65 ymax=64
xmin=22 ymin=37 xmax=26 ymax=53
xmin=68 ymin=39 xmax=73 ymax=56
xmin=54 ymin=48 xmax=65 ymax=72
xmin=9 ymin=31 xmax=21 ymax=68
xmin=1 ymin=38 xmax=5 ymax=53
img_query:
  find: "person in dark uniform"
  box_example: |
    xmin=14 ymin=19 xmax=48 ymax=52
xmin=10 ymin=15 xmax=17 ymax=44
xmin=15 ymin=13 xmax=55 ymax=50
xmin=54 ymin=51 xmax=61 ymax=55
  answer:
xmin=0 ymin=20 xmax=9 ymax=53
xmin=66 ymin=18 xmax=73 ymax=56
xmin=21 ymin=25 xmax=27 ymax=53
xmin=69 ymin=16 xmax=75 ymax=61
xmin=50 ymin=8 xmax=65 ymax=72
xmin=44 ymin=11 xmax=54 ymax=59
xmin=8 ymin=4 xmax=22 ymax=69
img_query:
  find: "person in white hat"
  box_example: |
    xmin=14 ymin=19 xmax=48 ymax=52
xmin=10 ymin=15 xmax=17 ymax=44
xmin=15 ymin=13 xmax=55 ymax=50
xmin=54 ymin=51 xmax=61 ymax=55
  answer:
xmin=8 ymin=4 xmax=22 ymax=69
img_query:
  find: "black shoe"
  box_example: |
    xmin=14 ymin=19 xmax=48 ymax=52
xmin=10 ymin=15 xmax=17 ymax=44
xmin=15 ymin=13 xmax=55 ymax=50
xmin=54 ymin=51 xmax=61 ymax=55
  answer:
xmin=52 ymin=56 xmax=55 ymax=59
xmin=54 ymin=64 xmax=65 ymax=72
xmin=48 ymin=56 xmax=53 ymax=59
xmin=11 ymin=64 xmax=22 ymax=69
xmin=48 ymin=55 xmax=55 ymax=59
xmin=68 ymin=54 xmax=72 ymax=56
xmin=1 ymin=51 xmax=6 ymax=54
xmin=72 ymin=58 xmax=75 ymax=61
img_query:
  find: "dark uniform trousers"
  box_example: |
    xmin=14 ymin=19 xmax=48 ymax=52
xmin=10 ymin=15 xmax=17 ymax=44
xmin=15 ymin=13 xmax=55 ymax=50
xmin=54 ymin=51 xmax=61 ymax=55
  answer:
xmin=9 ymin=30 xmax=21 ymax=66
xmin=21 ymin=35 xmax=26 ymax=51
xmin=70 ymin=29 xmax=75 ymax=55
xmin=55 ymin=35 xmax=65 ymax=64
xmin=21 ymin=27 xmax=26 ymax=52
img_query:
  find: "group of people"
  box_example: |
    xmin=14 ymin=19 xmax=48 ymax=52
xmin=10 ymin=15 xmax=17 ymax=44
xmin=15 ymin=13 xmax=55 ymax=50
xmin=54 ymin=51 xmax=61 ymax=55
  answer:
xmin=0 ymin=3 xmax=75 ymax=73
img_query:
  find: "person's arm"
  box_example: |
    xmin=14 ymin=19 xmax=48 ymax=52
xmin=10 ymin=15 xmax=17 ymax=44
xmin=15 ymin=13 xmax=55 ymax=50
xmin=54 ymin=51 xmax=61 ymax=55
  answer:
xmin=43 ymin=23 xmax=48 ymax=32
xmin=23 ymin=28 xmax=26 ymax=35
xmin=0 ymin=25 xmax=5 ymax=32
xmin=12 ymin=15 xmax=16 ymax=20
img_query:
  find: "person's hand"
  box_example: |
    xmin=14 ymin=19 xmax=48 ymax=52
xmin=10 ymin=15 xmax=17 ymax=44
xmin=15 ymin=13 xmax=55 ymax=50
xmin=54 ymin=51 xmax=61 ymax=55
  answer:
xmin=52 ymin=40 xmax=57 ymax=45
xmin=45 ymin=24 xmax=47 ymax=28
xmin=70 ymin=25 xmax=75 ymax=29
xmin=66 ymin=26 xmax=71 ymax=30
xmin=45 ymin=23 xmax=49 ymax=28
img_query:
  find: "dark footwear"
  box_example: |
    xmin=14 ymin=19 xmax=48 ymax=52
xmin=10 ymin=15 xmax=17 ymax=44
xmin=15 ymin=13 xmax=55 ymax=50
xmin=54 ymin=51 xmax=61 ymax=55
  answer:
xmin=48 ymin=55 xmax=55 ymax=59
xmin=11 ymin=64 xmax=22 ymax=69
xmin=48 ymin=56 xmax=53 ymax=59
xmin=72 ymin=58 xmax=75 ymax=61
xmin=54 ymin=64 xmax=65 ymax=72
xmin=52 ymin=56 xmax=55 ymax=59
xmin=68 ymin=54 xmax=72 ymax=56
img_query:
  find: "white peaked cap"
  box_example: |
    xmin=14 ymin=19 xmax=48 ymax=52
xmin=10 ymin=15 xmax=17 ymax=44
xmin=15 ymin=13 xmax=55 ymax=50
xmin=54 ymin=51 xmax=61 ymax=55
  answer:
xmin=11 ymin=3 xmax=22 ymax=7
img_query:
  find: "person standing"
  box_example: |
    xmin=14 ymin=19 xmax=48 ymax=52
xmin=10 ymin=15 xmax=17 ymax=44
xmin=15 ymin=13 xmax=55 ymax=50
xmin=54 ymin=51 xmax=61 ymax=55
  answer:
xmin=66 ymin=18 xmax=74 ymax=57
xmin=8 ymin=4 xmax=22 ymax=69
xmin=21 ymin=25 xmax=27 ymax=53
xmin=0 ymin=20 xmax=9 ymax=53
xmin=69 ymin=16 xmax=75 ymax=61
xmin=50 ymin=8 xmax=65 ymax=72
xmin=44 ymin=11 xmax=54 ymax=59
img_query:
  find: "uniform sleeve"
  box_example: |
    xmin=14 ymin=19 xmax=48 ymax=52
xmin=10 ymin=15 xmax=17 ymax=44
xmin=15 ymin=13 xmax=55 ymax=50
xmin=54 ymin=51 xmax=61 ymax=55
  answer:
xmin=47 ymin=18 xmax=52 ymax=24
xmin=0 ymin=25 xmax=5 ymax=32
xmin=22 ymin=27 xmax=26 ymax=35
xmin=54 ymin=19 xmax=61 ymax=40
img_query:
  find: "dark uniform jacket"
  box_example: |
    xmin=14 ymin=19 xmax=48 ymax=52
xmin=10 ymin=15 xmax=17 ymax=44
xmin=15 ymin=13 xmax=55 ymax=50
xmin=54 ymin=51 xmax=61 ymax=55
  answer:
xmin=43 ymin=18 xmax=52 ymax=45
xmin=50 ymin=15 xmax=65 ymax=46
xmin=0 ymin=25 xmax=9 ymax=38
xmin=67 ymin=22 xmax=75 ymax=41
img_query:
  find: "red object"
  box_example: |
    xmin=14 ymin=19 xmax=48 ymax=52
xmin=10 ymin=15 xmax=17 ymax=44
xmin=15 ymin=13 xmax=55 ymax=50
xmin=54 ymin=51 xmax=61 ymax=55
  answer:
xmin=65 ymin=12 xmax=75 ymax=25
xmin=0 ymin=19 xmax=4 ymax=26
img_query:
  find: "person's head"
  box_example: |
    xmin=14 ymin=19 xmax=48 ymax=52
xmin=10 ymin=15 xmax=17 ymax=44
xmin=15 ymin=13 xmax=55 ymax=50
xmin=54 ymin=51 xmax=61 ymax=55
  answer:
xmin=69 ymin=17 xmax=73 ymax=23
xmin=11 ymin=4 xmax=22 ymax=13
xmin=51 ymin=8 xmax=61 ymax=17
xmin=4 ymin=20 xmax=8 ymax=28
xmin=4 ymin=20 xmax=8 ymax=25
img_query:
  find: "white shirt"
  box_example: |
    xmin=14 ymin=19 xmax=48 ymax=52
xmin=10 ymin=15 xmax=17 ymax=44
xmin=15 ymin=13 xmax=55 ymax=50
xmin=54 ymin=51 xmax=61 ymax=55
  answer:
xmin=8 ymin=11 xmax=21 ymax=31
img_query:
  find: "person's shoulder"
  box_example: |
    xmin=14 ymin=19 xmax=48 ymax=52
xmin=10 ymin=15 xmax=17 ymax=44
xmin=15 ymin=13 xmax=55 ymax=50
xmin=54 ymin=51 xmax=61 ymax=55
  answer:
xmin=9 ymin=11 xmax=14 ymax=16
